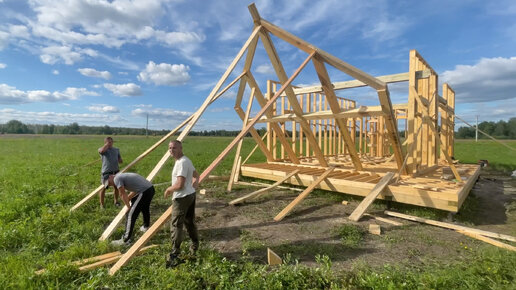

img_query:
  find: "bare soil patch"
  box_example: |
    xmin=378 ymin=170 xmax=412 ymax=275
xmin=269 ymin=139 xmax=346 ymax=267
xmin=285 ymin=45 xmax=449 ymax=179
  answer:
xmin=194 ymin=169 xmax=516 ymax=270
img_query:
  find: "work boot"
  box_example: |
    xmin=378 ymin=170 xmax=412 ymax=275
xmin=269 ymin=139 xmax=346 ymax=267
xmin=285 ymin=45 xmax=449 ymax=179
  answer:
xmin=165 ymin=254 xmax=183 ymax=268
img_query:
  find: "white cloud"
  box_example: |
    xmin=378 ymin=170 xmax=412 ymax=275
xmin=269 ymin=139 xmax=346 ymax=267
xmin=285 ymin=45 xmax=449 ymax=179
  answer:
xmin=78 ymin=67 xmax=111 ymax=79
xmin=255 ymin=64 xmax=274 ymax=75
xmin=87 ymin=104 xmax=120 ymax=113
xmin=9 ymin=25 xmax=30 ymax=39
xmin=104 ymin=83 xmax=142 ymax=97
xmin=52 ymin=69 xmax=59 ymax=75
xmin=40 ymin=45 xmax=82 ymax=65
xmin=0 ymin=83 xmax=98 ymax=104
xmin=131 ymin=106 xmax=192 ymax=120
xmin=138 ymin=61 xmax=190 ymax=86
xmin=0 ymin=63 xmax=6 ymax=69
xmin=442 ymin=57 xmax=516 ymax=103
xmin=0 ymin=30 xmax=9 ymax=50
xmin=0 ymin=108 xmax=123 ymax=125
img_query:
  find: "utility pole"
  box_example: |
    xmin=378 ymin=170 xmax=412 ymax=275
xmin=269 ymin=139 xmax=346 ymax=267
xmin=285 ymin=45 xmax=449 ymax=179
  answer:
xmin=146 ymin=113 xmax=149 ymax=137
xmin=475 ymin=115 xmax=478 ymax=142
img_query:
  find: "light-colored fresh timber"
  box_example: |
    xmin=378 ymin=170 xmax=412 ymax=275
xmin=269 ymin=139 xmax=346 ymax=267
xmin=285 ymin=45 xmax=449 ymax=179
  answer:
xmin=234 ymin=107 xmax=273 ymax=161
xmin=274 ymin=167 xmax=335 ymax=221
xmin=229 ymin=169 xmax=301 ymax=205
xmin=364 ymin=214 xmax=404 ymax=226
xmin=457 ymin=230 xmax=516 ymax=252
xmin=248 ymin=4 xmax=385 ymax=90
xmin=312 ymin=54 xmax=363 ymax=170
xmin=242 ymin=132 xmax=269 ymax=165
xmin=369 ymin=224 xmax=381 ymax=235
xmin=246 ymin=72 xmax=300 ymax=164
xmin=258 ymin=28 xmax=328 ymax=166
xmin=377 ymin=89 xmax=406 ymax=173
xmin=177 ymin=25 xmax=262 ymax=141
xmin=228 ymin=89 xmax=256 ymax=192
xmin=236 ymin=180 xmax=304 ymax=192
xmin=82 ymin=245 xmax=157 ymax=272
xmin=348 ymin=172 xmax=395 ymax=221
xmin=267 ymin=248 xmax=282 ymax=265
xmin=36 ymin=251 xmax=123 ymax=274
xmin=384 ymin=210 xmax=516 ymax=243
xmin=410 ymin=86 xmax=461 ymax=180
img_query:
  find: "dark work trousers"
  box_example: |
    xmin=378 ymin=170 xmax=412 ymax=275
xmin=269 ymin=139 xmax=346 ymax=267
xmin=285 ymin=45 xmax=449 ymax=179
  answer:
xmin=170 ymin=193 xmax=199 ymax=256
xmin=123 ymin=186 xmax=155 ymax=242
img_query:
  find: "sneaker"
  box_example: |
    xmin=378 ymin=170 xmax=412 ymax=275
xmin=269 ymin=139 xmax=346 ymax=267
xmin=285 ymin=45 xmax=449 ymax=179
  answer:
xmin=111 ymin=238 xmax=131 ymax=246
xmin=140 ymin=225 xmax=149 ymax=233
xmin=115 ymin=201 xmax=121 ymax=207
xmin=165 ymin=254 xmax=183 ymax=268
xmin=189 ymin=243 xmax=199 ymax=256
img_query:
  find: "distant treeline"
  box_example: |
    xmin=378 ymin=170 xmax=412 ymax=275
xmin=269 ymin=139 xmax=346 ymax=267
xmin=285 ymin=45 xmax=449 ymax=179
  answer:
xmin=456 ymin=118 xmax=516 ymax=139
xmin=0 ymin=120 xmax=262 ymax=137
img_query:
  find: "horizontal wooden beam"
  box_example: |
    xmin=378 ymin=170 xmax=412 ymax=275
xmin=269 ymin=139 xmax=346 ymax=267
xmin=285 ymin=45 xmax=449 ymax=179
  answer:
xmin=254 ymin=104 xmax=408 ymax=123
xmin=292 ymin=70 xmax=430 ymax=95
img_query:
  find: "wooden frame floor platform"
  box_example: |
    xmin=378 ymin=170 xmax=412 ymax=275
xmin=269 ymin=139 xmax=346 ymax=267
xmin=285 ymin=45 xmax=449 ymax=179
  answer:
xmin=241 ymin=159 xmax=480 ymax=212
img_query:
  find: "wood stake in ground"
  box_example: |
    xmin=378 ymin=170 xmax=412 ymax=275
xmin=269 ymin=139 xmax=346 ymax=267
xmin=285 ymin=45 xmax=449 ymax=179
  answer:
xmin=267 ymin=248 xmax=282 ymax=265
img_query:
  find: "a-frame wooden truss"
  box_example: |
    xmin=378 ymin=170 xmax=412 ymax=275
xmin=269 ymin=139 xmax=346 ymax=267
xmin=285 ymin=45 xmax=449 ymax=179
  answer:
xmin=65 ymin=3 xmax=480 ymax=275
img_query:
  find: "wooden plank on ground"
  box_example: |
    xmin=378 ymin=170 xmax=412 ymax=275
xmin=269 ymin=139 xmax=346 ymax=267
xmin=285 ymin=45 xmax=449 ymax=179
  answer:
xmin=267 ymin=248 xmax=282 ymax=265
xmin=364 ymin=214 xmax=403 ymax=226
xmin=457 ymin=230 xmax=516 ymax=252
xmin=80 ymin=245 xmax=157 ymax=272
xmin=348 ymin=172 xmax=395 ymax=221
xmin=274 ymin=167 xmax=334 ymax=221
xmin=229 ymin=169 xmax=301 ymax=205
xmin=384 ymin=210 xmax=516 ymax=243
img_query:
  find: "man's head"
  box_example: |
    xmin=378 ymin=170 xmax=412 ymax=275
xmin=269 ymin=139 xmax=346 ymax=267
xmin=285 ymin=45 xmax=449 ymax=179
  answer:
xmin=168 ymin=140 xmax=183 ymax=160
xmin=104 ymin=137 xmax=114 ymax=147
xmin=102 ymin=174 xmax=116 ymax=189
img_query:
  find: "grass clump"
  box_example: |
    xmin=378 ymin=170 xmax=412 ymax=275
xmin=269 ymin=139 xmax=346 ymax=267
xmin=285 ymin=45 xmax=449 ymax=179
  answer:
xmin=334 ymin=224 xmax=364 ymax=248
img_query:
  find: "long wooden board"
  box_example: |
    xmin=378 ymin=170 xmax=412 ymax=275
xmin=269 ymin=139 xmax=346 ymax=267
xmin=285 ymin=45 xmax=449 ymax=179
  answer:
xmin=348 ymin=172 xmax=394 ymax=221
xmin=384 ymin=210 xmax=516 ymax=243
xmin=274 ymin=167 xmax=334 ymax=221
xmin=457 ymin=230 xmax=516 ymax=252
xmin=229 ymin=169 xmax=300 ymax=205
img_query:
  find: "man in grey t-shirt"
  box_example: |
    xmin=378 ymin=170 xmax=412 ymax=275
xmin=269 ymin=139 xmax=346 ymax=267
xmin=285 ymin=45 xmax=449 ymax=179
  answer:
xmin=98 ymin=137 xmax=123 ymax=208
xmin=104 ymin=172 xmax=155 ymax=246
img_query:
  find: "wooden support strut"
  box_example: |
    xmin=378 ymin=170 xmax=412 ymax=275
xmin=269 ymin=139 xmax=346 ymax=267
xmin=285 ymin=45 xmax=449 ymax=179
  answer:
xmin=348 ymin=172 xmax=395 ymax=221
xmin=108 ymin=51 xmax=316 ymax=276
xmin=312 ymin=54 xmax=363 ymax=171
xmin=229 ymin=169 xmax=301 ymax=205
xmin=274 ymin=167 xmax=335 ymax=222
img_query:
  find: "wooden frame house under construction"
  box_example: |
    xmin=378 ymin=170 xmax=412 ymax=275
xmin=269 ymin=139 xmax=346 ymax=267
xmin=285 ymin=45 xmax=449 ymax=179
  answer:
xmin=68 ymin=3 xmax=481 ymax=275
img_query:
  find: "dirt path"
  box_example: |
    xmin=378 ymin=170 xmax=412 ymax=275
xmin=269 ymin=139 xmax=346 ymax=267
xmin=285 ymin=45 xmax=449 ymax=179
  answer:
xmin=194 ymin=170 xmax=516 ymax=270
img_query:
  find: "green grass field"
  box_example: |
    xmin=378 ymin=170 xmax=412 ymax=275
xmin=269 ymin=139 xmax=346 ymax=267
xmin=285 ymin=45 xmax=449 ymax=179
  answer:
xmin=0 ymin=135 xmax=515 ymax=289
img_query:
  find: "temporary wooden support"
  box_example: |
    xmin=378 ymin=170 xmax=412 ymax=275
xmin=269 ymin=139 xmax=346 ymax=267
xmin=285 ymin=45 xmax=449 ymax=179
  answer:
xmin=80 ymin=245 xmax=157 ymax=272
xmin=348 ymin=172 xmax=395 ymax=221
xmin=228 ymin=88 xmax=256 ymax=192
xmin=274 ymin=167 xmax=334 ymax=222
xmin=229 ymin=169 xmax=301 ymax=205
xmin=384 ymin=211 xmax=516 ymax=243
xmin=108 ymin=51 xmax=316 ymax=276
xmin=457 ymin=230 xmax=516 ymax=252
xmin=312 ymin=55 xmax=363 ymax=170
xmin=363 ymin=214 xmax=403 ymax=226
xmin=267 ymin=248 xmax=282 ymax=265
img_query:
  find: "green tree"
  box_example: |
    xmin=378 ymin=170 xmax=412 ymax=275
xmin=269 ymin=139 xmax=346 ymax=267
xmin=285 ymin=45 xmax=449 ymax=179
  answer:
xmin=5 ymin=120 xmax=31 ymax=134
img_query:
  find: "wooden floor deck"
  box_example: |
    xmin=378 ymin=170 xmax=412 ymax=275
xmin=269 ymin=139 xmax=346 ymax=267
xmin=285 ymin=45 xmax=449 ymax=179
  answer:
xmin=241 ymin=158 xmax=481 ymax=212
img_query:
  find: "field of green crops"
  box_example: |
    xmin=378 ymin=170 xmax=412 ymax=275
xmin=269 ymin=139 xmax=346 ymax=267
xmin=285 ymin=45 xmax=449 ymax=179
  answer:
xmin=1 ymin=135 xmax=515 ymax=289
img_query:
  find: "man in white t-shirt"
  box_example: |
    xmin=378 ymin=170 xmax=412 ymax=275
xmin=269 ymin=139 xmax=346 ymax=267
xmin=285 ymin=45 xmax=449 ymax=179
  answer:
xmin=164 ymin=140 xmax=199 ymax=268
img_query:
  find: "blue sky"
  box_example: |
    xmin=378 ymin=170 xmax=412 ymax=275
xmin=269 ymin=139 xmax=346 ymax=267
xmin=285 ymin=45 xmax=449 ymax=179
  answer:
xmin=0 ymin=0 xmax=515 ymax=131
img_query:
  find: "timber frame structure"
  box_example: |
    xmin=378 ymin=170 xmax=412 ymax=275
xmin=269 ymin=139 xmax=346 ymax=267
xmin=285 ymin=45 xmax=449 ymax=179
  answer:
xmin=68 ymin=4 xmax=481 ymax=275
